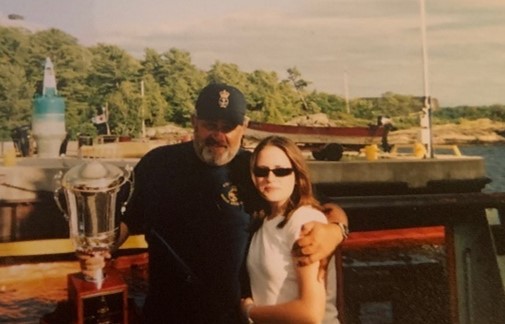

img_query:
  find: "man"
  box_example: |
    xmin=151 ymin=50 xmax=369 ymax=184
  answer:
xmin=82 ymin=83 xmax=348 ymax=323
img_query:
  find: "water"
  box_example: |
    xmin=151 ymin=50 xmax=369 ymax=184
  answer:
xmin=0 ymin=260 xmax=147 ymax=323
xmin=459 ymin=144 xmax=505 ymax=192
xmin=0 ymin=262 xmax=77 ymax=323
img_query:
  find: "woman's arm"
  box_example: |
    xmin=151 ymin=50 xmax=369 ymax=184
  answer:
xmin=245 ymin=260 xmax=326 ymax=324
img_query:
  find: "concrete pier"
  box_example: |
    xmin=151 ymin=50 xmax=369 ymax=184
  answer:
xmin=0 ymin=154 xmax=489 ymax=243
xmin=309 ymin=156 xmax=488 ymax=195
xmin=0 ymin=154 xmax=488 ymax=202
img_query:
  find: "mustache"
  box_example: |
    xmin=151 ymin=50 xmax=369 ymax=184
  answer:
xmin=205 ymin=137 xmax=227 ymax=147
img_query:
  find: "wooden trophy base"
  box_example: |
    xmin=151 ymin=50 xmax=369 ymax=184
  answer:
xmin=67 ymin=267 xmax=128 ymax=324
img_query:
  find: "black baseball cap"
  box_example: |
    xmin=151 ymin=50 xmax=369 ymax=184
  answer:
xmin=195 ymin=83 xmax=246 ymax=125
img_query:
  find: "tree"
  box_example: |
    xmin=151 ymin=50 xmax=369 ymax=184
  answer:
xmin=307 ymin=91 xmax=347 ymax=119
xmin=207 ymin=61 xmax=249 ymax=88
xmin=247 ymin=70 xmax=300 ymax=123
xmin=140 ymin=74 xmax=168 ymax=127
xmin=0 ymin=26 xmax=33 ymax=139
xmin=0 ymin=26 xmax=31 ymax=66
xmin=106 ymin=81 xmax=142 ymax=136
xmin=26 ymin=29 xmax=86 ymax=89
xmin=350 ymin=98 xmax=375 ymax=121
xmin=0 ymin=65 xmax=33 ymax=139
xmin=286 ymin=67 xmax=310 ymax=111
xmin=142 ymin=48 xmax=206 ymax=126
xmin=87 ymin=44 xmax=141 ymax=101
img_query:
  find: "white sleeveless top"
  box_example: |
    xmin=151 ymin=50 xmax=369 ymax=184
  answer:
xmin=247 ymin=205 xmax=339 ymax=323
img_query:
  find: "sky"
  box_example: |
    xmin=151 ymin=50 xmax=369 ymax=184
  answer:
xmin=1 ymin=0 xmax=505 ymax=107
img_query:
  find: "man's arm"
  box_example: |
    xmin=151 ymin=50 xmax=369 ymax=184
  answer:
xmin=322 ymin=202 xmax=348 ymax=225
xmin=293 ymin=202 xmax=348 ymax=266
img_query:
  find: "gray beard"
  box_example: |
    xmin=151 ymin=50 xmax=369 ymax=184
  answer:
xmin=193 ymin=141 xmax=239 ymax=166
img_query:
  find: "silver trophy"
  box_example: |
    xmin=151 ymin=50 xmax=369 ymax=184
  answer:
xmin=54 ymin=160 xmax=133 ymax=284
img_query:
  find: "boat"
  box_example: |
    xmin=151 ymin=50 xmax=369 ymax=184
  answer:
xmin=245 ymin=118 xmax=393 ymax=161
xmin=2 ymin=153 xmax=505 ymax=323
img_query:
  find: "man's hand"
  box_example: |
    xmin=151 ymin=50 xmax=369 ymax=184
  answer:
xmin=293 ymin=221 xmax=343 ymax=265
xmin=293 ymin=203 xmax=348 ymax=279
xmin=76 ymin=250 xmax=111 ymax=280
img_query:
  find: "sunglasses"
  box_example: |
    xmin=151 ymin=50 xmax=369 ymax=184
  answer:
xmin=253 ymin=167 xmax=294 ymax=178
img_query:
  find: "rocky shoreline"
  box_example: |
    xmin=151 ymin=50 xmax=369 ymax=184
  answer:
xmin=147 ymin=117 xmax=505 ymax=147
xmin=389 ymin=118 xmax=505 ymax=145
xmin=279 ymin=114 xmax=505 ymax=146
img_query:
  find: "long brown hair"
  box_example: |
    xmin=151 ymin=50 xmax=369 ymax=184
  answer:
xmin=250 ymin=136 xmax=322 ymax=228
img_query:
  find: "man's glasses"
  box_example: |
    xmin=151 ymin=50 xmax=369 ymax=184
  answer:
xmin=253 ymin=167 xmax=294 ymax=178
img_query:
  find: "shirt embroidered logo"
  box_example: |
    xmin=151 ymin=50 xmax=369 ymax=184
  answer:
xmin=221 ymin=184 xmax=240 ymax=206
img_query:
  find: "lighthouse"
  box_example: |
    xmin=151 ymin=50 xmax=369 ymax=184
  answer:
xmin=32 ymin=57 xmax=66 ymax=158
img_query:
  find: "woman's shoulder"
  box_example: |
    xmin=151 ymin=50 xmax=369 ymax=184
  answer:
xmin=290 ymin=205 xmax=327 ymax=226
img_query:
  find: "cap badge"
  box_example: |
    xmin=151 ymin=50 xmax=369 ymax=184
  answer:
xmin=218 ymin=89 xmax=230 ymax=109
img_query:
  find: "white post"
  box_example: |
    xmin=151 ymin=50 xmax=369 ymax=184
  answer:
xmin=140 ymin=80 xmax=146 ymax=139
xmin=419 ymin=0 xmax=434 ymax=158
xmin=104 ymin=103 xmax=110 ymax=135
xmin=344 ymin=70 xmax=350 ymax=114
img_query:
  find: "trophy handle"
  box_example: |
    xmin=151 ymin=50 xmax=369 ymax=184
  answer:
xmin=53 ymin=170 xmax=69 ymax=221
xmin=120 ymin=165 xmax=135 ymax=214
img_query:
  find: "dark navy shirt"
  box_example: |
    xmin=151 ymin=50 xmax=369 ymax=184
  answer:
xmin=122 ymin=141 xmax=257 ymax=323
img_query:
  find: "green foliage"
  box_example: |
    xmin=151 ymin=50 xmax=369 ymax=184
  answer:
xmin=246 ymin=70 xmax=301 ymax=123
xmin=433 ymin=105 xmax=505 ymax=124
xmin=141 ymin=48 xmax=206 ymax=126
xmin=140 ymin=75 xmax=168 ymax=127
xmin=0 ymin=26 xmax=33 ymax=138
xmin=0 ymin=26 xmax=31 ymax=66
xmin=1 ymin=24 xmax=504 ymax=140
xmin=306 ymin=91 xmax=346 ymax=118
xmin=87 ymin=44 xmax=141 ymax=100
xmin=286 ymin=67 xmax=311 ymax=112
xmin=207 ymin=61 xmax=249 ymax=86
xmin=0 ymin=64 xmax=33 ymax=138
xmin=107 ymin=81 xmax=143 ymax=136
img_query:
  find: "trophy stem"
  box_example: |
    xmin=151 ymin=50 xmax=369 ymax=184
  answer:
xmin=84 ymin=268 xmax=106 ymax=289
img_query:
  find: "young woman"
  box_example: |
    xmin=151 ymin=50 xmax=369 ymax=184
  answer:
xmin=242 ymin=136 xmax=339 ymax=323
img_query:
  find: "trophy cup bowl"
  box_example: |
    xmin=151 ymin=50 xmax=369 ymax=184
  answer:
xmin=52 ymin=160 xmax=133 ymax=323
xmin=54 ymin=160 xmax=133 ymax=284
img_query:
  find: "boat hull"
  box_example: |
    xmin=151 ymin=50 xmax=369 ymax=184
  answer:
xmin=246 ymin=121 xmax=387 ymax=146
xmin=245 ymin=121 xmax=390 ymax=160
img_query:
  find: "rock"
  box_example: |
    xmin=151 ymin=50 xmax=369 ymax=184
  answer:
xmin=286 ymin=113 xmax=336 ymax=127
xmin=146 ymin=123 xmax=192 ymax=143
xmin=389 ymin=118 xmax=505 ymax=145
